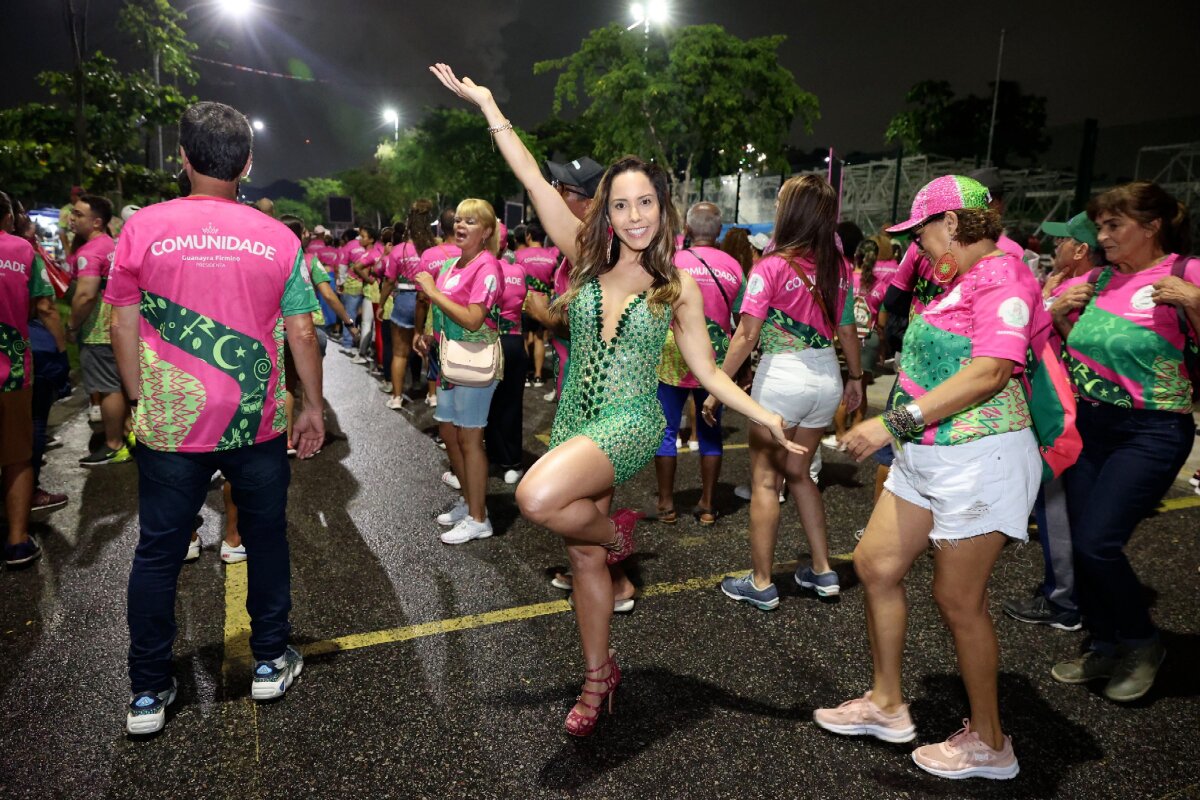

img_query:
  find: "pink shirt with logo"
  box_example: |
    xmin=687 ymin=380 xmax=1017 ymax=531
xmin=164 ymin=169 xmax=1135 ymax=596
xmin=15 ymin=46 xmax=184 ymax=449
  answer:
xmin=68 ymin=234 xmax=117 ymax=344
xmin=0 ymin=232 xmax=53 ymax=391
xmin=497 ymin=259 xmax=527 ymax=335
xmin=433 ymin=251 xmax=503 ymax=336
xmin=736 ymin=253 xmax=854 ymax=354
xmin=418 ymin=243 xmax=462 ymax=285
xmin=517 ymin=246 xmax=559 ymax=296
xmin=104 ymin=196 xmax=318 ymax=453
xmin=658 ymin=246 xmax=744 ymax=388
xmin=384 ymin=241 xmax=422 ymax=290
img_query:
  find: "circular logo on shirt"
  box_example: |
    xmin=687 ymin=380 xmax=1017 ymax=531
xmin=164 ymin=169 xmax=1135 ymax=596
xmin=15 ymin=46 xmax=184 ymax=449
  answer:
xmin=484 ymin=274 xmax=498 ymax=293
xmin=747 ymin=274 xmax=765 ymax=296
xmin=1130 ymin=285 xmax=1156 ymax=311
xmin=77 ymin=256 xmax=88 ymax=271
xmin=998 ymin=297 xmax=1031 ymax=328
xmin=444 ymin=274 xmax=462 ymax=290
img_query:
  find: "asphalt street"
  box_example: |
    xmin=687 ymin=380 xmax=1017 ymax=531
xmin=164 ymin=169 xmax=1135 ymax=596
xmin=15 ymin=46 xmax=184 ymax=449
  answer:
xmin=2 ymin=349 xmax=1198 ymax=800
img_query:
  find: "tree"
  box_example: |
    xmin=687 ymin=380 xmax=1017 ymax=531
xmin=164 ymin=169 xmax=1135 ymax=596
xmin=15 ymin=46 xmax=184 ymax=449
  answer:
xmin=885 ymin=80 xmax=1049 ymax=167
xmin=534 ymin=24 xmax=818 ymax=189
xmin=274 ymin=198 xmax=322 ymax=229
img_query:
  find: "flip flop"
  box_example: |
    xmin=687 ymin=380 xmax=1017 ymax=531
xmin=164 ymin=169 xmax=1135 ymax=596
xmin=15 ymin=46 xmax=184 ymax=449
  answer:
xmin=551 ymin=571 xmax=573 ymax=590
xmin=692 ymin=506 xmax=718 ymax=526
xmin=646 ymin=507 xmax=677 ymax=524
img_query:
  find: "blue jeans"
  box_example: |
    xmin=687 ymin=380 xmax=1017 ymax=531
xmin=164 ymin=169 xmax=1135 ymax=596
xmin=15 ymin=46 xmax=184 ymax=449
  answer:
xmin=127 ymin=436 xmax=292 ymax=693
xmin=340 ymin=293 xmax=363 ymax=349
xmin=30 ymin=325 xmax=69 ymax=485
xmin=1064 ymin=402 xmax=1195 ymax=653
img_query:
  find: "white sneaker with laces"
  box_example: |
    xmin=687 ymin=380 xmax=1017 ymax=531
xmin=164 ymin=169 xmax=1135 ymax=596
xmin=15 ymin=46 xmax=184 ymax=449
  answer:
xmin=220 ymin=541 xmax=247 ymax=564
xmin=440 ymin=516 xmax=493 ymax=545
xmin=440 ymin=470 xmax=461 ymax=490
xmin=185 ymin=537 xmax=201 ymax=562
xmin=350 ymin=354 xmax=368 ymax=365
xmin=436 ymin=498 xmax=469 ymax=526
xmin=379 ymin=381 xmax=393 ymax=394
xmin=88 ymin=405 xmax=102 ymax=423
xmin=386 ymin=396 xmax=405 ymax=410
xmin=427 ymin=394 xmax=438 ymax=408
xmin=543 ymin=389 xmax=557 ymax=402
xmin=503 ymin=469 xmax=524 ymax=484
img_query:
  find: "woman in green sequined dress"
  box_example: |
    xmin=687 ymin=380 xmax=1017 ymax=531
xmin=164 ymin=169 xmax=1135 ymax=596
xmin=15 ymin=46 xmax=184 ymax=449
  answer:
xmin=431 ymin=63 xmax=805 ymax=737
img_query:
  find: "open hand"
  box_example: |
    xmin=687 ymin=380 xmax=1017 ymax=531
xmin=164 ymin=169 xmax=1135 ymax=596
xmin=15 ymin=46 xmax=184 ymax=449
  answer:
xmin=762 ymin=413 xmax=807 ymax=455
xmin=841 ymin=417 xmax=893 ymax=462
xmin=429 ymin=63 xmax=494 ymax=110
xmin=289 ymin=406 xmax=325 ymax=460
xmin=842 ymin=378 xmax=864 ymax=414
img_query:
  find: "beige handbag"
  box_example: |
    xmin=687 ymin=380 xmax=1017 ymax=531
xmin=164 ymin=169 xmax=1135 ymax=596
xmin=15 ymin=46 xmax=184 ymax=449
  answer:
xmin=440 ymin=337 xmax=501 ymax=387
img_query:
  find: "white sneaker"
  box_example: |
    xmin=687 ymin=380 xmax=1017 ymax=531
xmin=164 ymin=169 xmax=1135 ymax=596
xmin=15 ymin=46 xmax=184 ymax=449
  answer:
xmin=220 ymin=541 xmax=247 ymax=564
xmin=386 ymin=396 xmax=405 ymax=410
xmin=821 ymin=434 xmax=844 ymax=450
xmin=379 ymin=382 xmax=393 ymax=394
xmin=543 ymin=389 xmax=557 ymax=402
xmin=734 ymin=484 xmax=786 ymax=503
xmin=426 ymin=395 xmax=438 ymax=408
xmin=440 ymin=470 xmax=461 ymax=490
xmin=350 ymin=354 xmax=369 ymax=365
xmin=503 ymin=469 xmax=524 ymax=484
xmin=440 ymin=516 xmax=493 ymax=545
xmin=88 ymin=405 xmax=102 ymax=423
xmin=688 ymin=440 xmax=699 ymax=452
xmin=436 ymin=498 xmax=469 ymax=526
xmin=185 ymin=537 xmax=201 ymax=562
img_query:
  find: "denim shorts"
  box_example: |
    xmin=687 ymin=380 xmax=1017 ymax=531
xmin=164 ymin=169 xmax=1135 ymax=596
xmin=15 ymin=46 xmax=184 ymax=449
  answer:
xmin=389 ymin=290 xmax=417 ymax=328
xmin=434 ymin=381 xmax=498 ymax=429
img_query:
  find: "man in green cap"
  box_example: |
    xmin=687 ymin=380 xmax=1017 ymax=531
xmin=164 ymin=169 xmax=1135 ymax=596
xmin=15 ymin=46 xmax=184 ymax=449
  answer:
xmin=1039 ymin=212 xmax=1101 ymax=300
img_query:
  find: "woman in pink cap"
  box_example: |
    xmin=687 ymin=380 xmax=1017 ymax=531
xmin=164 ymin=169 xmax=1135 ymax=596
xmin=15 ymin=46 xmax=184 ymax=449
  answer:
xmin=814 ymin=175 xmax=1049 ymax=781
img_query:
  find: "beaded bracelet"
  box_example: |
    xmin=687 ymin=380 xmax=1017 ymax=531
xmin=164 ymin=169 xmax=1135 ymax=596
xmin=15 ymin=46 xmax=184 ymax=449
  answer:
xmin=882 ymin=406 xmax=920 ymax=437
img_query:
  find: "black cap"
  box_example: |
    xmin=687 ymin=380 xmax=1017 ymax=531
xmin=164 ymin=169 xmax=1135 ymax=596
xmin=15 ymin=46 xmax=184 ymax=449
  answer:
xmin=967 ymin=167 xmax=1004 ymax=199
xmin=545 ymin=157 xmax=604 ymax=199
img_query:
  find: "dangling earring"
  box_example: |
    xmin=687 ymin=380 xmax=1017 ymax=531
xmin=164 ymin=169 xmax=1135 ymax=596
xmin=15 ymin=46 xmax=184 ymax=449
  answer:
xmin=607 ymin=223 xmax=618 ymax=264
xmin=931 ymin=251 xmax=959 ymax=285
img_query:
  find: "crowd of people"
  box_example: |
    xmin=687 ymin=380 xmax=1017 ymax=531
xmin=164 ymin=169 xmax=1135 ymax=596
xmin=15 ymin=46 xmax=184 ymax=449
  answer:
xmin=0 ymin=79 xmax=1196 ymax=781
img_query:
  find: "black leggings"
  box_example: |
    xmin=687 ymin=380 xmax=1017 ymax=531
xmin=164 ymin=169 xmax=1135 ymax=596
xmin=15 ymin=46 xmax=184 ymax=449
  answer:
xmin=485 ymin=334 xmax=528 ymax=469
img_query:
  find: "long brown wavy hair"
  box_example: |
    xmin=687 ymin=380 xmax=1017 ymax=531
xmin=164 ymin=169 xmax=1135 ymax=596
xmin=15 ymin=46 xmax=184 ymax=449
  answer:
xmin=771 ymin=174 xmax=842 ymax=320
xmin=406 ymin=198 xmax=438 ymax=255
xmin=551 ymin=155 xmax=681 ymax=317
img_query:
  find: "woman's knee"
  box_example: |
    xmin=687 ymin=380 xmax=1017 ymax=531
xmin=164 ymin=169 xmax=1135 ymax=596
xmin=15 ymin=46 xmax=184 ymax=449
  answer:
xmin=931 ymin=577 xmax=988 ymax=626
xmin=516 ymin=483 xmax=555 ymax=526
xmin=853 ymin=548 xmax=907 ymax=590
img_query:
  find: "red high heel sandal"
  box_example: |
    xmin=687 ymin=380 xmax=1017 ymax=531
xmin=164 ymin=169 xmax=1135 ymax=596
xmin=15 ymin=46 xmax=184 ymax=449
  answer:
xmin=565 ymin=654 xmax=622 ymax=737
xmin=605 ymin=509 xmax=643 ymax=565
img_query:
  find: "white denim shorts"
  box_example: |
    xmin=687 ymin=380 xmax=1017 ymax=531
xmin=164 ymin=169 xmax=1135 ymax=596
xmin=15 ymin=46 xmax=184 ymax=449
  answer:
xmin=751 ymin=349 xmax=842 ymax=429
xmin=884 ymin=427 xmax=1041 ymax=542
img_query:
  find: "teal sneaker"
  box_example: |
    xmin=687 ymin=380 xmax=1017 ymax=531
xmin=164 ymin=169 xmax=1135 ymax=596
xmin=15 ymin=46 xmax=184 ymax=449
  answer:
xmin=251 ymin=645 xmax=304 ymax=701
xmin=720 ymin=572 xmax=780 ymax=610
xmin=126 ymin=678 xmax=178 ymax=735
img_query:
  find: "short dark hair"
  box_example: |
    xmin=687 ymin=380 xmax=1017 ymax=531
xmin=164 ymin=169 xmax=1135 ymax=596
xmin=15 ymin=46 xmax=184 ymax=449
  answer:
xmin=78 ymin=193 xmax=113 ymax=229
xmin=438 ymin=208 xmax=457 ymax=240
xmin=358 ymin=225 xmax=378 ymax=243
xmin=0 ymin=190 xmax=13 ymax=224
xmin=179 ymin=101 xmax=253 ymax=182
xmin=526 ymin=220 xmax=546 ymax=243
xmin=278 ymin=214 xmax=304 ymax=239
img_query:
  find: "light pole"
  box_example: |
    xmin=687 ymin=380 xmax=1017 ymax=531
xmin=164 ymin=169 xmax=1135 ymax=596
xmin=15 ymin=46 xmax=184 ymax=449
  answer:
xmin=383 ymin=108 xmax=399 ymax=142
xmin=627 ymin=0 xmax=669 ymax=32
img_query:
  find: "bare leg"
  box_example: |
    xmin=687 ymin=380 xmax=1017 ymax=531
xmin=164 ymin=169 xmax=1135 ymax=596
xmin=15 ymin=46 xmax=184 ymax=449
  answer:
xmin=456 ymin=425 xmax=489 ymax=522
xmin=654 ymin=455 xmax=676 ymax=515
xmin=833 ymin=401 xmax=848 ymax=439
xmin=784 ymin=425 xmax=833 ymax=574
xmin=932 ymin=532 xmax=1008 ymax=750
xmin=440 ymin=421 xmax=465 ymax=488
xmin=855 ymin=490 xmax=933 ymax=712
xmin=698 ymin=454 xmax=720 ymax=512
xmin=3 ymin=461 xmax=33 ymax=546
xmin=390 ymin=325 xmax=413 ymax=399
xmin=223 ymin=481 xmax=241 ymax=547
xmin=99 ymin=391 xmax=128 ymax=451
xmin=747 ymin=423 xmax=783 ymax=588
xmin=874 ymin=465 xmax=889 ymax=503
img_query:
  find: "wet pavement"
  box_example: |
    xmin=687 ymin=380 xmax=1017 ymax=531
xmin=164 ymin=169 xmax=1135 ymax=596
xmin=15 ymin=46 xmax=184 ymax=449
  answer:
xmin=2 ymin=351 xmax=1198 ymax=799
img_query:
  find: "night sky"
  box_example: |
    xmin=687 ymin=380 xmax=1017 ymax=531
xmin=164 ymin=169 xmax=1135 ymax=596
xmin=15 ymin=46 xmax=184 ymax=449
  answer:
xmin=5 ymin=0 xmax=1200 ymax=186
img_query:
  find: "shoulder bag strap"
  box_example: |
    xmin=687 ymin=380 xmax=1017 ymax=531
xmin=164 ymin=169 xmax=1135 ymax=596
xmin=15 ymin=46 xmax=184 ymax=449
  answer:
xmin=686 ymin=248 xmax=735 ymax=326
xmin=1171 ymin=256 xmax=1194 ymax=338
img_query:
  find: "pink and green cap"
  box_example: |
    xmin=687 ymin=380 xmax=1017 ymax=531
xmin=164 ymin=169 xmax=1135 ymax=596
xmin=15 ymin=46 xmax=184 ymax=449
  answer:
xmin=887 ymin=175 xmax=991 ymax=234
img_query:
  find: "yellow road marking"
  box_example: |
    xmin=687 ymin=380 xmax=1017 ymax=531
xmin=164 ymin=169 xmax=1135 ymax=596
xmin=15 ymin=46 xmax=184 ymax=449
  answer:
xmin=1159 ymin=495 xmax=1200 ymax=513
xmin=222 ymin=562 xmax=252 ymax=682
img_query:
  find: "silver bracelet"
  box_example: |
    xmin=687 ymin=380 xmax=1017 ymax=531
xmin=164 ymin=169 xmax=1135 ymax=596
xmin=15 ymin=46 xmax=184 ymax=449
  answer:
xmin=903 ymin=402 xmax=925 ymax=429
xmin=487 ymin=121 xmax=513 ymax=135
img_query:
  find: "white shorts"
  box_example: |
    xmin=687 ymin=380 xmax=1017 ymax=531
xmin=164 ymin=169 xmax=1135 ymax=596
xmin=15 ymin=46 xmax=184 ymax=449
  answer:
xmin=884 ymin=428 xmax=1041 ymax=542
xmin=751 ymin=349 xmax=842 ymax=429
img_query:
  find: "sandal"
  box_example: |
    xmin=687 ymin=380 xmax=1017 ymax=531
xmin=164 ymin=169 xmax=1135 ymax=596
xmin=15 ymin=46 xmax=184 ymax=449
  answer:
xmin=692 ymin=505 xmax=718 ymax=526
xmin=650 ymin=506 xmax=677 ymax=524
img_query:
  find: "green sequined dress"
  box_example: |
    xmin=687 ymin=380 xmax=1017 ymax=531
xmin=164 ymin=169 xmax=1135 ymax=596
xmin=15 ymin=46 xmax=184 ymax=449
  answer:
xmin=550 ymin=278 xmax=672 ymax=485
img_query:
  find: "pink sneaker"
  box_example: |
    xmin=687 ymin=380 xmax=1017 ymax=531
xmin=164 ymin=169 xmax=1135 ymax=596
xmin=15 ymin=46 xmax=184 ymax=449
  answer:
xmin=813 ymin=691 xmax=916 ymax=743
xmin=911 ymin=720 xmax=1019 ymax=780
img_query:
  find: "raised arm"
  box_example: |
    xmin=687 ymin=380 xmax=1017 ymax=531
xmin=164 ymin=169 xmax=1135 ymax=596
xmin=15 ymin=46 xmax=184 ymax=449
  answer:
xmin=430 ymin=63 xmax=582 ymax=265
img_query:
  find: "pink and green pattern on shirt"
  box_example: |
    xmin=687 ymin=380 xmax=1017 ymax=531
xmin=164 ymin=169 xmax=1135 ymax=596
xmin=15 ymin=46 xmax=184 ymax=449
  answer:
xmin=0 ymin=232 xmax=54 ymax=391
xmin=1062 ymin=255 xmax=1200 ymax=412
xmin=735 ymin=253 xmax=854 ymax=356
xmin=894 ymin=254 xmax=1044 ymax=446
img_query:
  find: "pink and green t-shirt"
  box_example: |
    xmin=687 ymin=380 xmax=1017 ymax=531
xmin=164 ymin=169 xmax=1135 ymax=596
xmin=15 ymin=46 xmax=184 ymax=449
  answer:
xmin=384 ymin=241 xmax=421 ymax=291
xmin=418 ymin=243 xmax=462 ymax=286
xmin=497 ymin=259 xmax=527 ymax=335
xmin=735 ymin=252 xmax=854 ymax=354
xmin=340 ymin=240 xmax=366 ymax=295
xmin=68 ymin=233 xmax=117 ymax=345
xmin=518 ymin=246 xmax=559 ymax=296
xmin=431 ymin=252 xmax=503 ymax=341
xmin=658 ymin=246 xmax=745 ymax=388
xmin=894 ymin=253 xmax=1046 ymax=446
xmin=1061 ymin=255 xmax=1200 ymax=412
xmin=104 ymin=195 xmax=318 ymax=453
xmin=0 ymin=231 xmax=53 ymax=391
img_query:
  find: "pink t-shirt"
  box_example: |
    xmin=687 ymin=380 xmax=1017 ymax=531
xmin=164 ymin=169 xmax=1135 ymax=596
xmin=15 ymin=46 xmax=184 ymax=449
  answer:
xmin=998 ymin=234 xmax=1026 ymax=261
xmin=315 ymin=245 xmax=339 ymax=269
xmin=895 ymin=253 xmax=1045 ymax=445
xmin=433 ymin=251 xmax=503 ymax=337
xmin=873 ymin=258 xmax=900 ymax=286
xmin=384 ymin=241 xmax=422 ymax=290
xmin=0 ymin=232 xmax=53 ymax=391
xmin=517 ymin=246 xmax=559 ymax=296
xmin=1060 ymin=255 xmax=1200 ymax=411
xmin=418 ymin=243 xmax=462 ymax=285
xmin=658 ymin=246 xmax=744 ymax=388
xmin=497 ymin=259 xmax=527 ymax=335
xmin=68 ymin=234 xmax=117 ymax=344
xmin=104 ymin=196 xmax=318 ymax=453
xmin=340 ymin=240 xmax=367 ymax=293
xmin=736 ymin=253 xmax=854 ymax=354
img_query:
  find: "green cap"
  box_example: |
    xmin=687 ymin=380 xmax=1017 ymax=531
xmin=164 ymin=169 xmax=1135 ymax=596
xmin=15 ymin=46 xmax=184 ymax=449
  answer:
xmin=1041 ymin=212 xmax=1098 ymax=248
